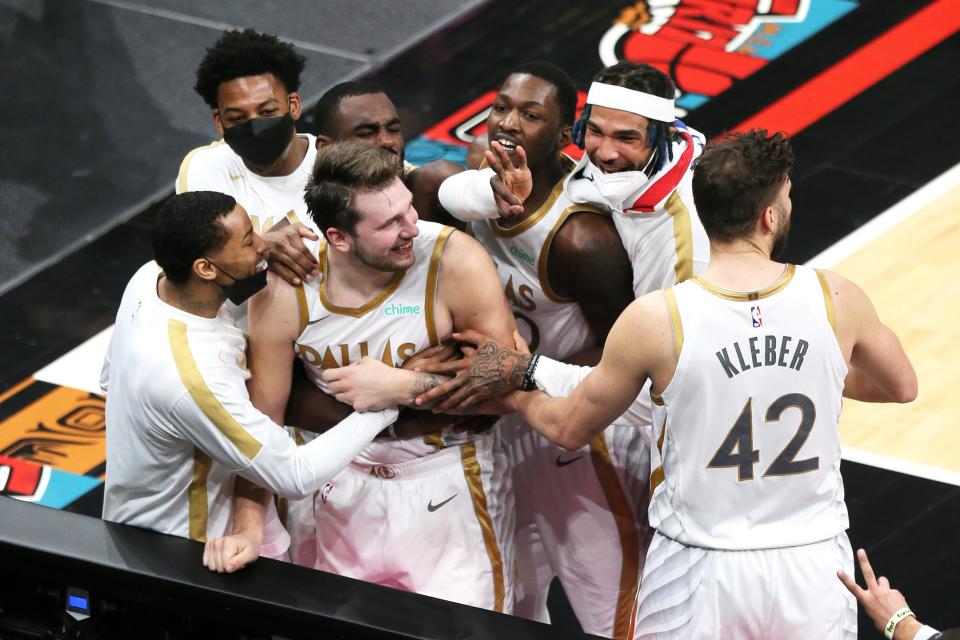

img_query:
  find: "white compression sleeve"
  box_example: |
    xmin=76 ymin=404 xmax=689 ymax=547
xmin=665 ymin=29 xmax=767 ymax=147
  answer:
xmin=533 ymin=357 xmax=652 ymax=429
xmin=437 ymin=168 xmax=500 ymax=221
xmin=245 ymin=408 xmax=399 ymax=499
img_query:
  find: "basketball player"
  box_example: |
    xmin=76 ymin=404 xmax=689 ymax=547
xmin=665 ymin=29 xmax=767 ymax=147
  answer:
xmin=441 ymin=61 xmax=709 ymax=298
xmin=443 ymin=130 xmax=918 ymax=639
xmin=244 ymin=142 xmax=518 ymax=612
xmin=436 ymin=61 xmax=648 ymax=639
xmin=177 ymin=28 xmax=320 ymax=288
xmin=312 ymin=81 xmax=462 ymax=226
xmin=101 ymin=191 xmax=398 ymax=572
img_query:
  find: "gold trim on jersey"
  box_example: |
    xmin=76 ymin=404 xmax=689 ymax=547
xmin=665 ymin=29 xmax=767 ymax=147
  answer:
xmin=815 ymin=269 xmax=839 ymax=338
xmin=425 ymin=226 xmax=455 ymax=346
xmin=460 ymin=441 xmax=506 ymax=612
xmin=188 ymin=448 xmax=212 ymax=542
xmin=663 ymin=289 xmax=684 ymax=358
xmin=589 ymin=435 xmax=641 ymax=640
xmin=295 ymin=285 xmax=309 ymax=336
xmin=168 ymin=320 xmax=263 ymax=461
xmin=317 ymin=241 xmax=406 ymax=317
xmin=286 ymin=210 xmax=301 ymax=225
xmin=665 ymin=191 xmax=694 ymax=283
xmin=536 ymin=203 xmax=608 ymax=304
xmin=691 ymin=263 xmax=797 ymax=301
xmin=175 ymin=140 xmax=222 ymax=194
xmin=649 ymin=418 xmax=667 ymax=498
xmin=423 ymin=432 xmax=445 ymax=449
xmin=487 ymin=156 xmax=575 ymax=238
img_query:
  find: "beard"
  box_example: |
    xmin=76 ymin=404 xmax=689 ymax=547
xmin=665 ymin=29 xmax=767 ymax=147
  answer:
xmin=771 ymin=211 xmax=791 ymax=260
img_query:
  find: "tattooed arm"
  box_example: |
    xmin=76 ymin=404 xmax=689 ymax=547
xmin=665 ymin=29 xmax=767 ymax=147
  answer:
xmin=411 ymin=330 xmax=530 ymax=412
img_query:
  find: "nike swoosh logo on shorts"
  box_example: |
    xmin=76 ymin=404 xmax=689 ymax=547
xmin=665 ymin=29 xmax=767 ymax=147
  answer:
xmin=427 ymin=494 xmax=458 ymax=512
xmin=555 ymin=454 xmax=583 ymax=467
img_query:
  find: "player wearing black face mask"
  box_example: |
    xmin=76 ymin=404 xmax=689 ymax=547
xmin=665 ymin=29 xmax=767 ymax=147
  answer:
xmin=176 ymin=28 xmax=322 ymax=295
xmin=222 ymin=113 xmax=297 ymax=170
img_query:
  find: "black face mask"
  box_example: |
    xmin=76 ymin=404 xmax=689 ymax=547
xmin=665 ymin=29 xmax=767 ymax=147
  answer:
xmin=208 ymin=260 xmax=268 ymax=305
xmin=222 ymin=114 xmax=295 ymax=168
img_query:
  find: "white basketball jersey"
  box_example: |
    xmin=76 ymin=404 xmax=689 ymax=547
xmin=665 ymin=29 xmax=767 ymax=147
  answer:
xmin=648 ymin=265 xmax=849 ymax=550
xmin=564 ymin=126 xmax=710 ymax=296
xmin=175 ymin=134 xmax=320 ymax=236
xmin=294 ymin=221 xmax=455 ymax=463
xmin=469 ymin=161 xmax=597 ymax=360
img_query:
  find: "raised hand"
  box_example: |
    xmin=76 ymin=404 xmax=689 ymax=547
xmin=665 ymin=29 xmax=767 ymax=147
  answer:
xmin=486 ymin=141 xmax=531 ymax=217
xmin=838 ymin=548 xmax=921 ymax=640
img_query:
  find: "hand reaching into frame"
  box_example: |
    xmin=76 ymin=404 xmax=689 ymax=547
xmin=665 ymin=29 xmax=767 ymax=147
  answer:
xmin=837 ymin=548 xmax=923 ymax=640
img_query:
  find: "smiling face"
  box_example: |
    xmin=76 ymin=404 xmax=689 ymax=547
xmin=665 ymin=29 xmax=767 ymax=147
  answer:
xmin=348 ymin=177 xmax=420 ymax=272
xmin=583 ymin=105 xmax=654 ymax=173
xmin=204 ymin=204 xmax=267 ymax=281
xmin=486 ymin=73 xmax=568 ymax=169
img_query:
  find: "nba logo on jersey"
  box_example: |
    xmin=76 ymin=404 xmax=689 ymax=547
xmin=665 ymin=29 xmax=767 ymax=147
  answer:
xmin=751 ymin=306 xmax=763 ymax=327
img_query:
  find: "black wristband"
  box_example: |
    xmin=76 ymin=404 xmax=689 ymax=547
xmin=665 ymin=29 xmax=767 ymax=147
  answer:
xmin=521 ymin=354 xmax=541 ymax=391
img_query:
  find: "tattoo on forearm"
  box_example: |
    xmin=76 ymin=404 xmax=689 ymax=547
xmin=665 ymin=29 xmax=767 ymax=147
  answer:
xmin=470 ymin=341 xmax=531 ymax=397
xmin=413 ymin=373 xmax=442 ymax=398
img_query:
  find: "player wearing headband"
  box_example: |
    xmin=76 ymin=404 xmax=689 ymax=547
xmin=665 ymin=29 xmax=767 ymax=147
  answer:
xmin=566 ymin=62 xmax=709 ymax=296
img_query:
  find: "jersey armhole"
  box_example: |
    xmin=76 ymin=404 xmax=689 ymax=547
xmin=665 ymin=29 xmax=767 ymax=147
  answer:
xmin=663 ymin=288 xmax=685 ymax=359
xmin=537 ymin=204 xmax=607 ymax=303
xmin=425 ymin=226 xmax=455 ymax=346
xmin=815 ymin=269 xmax=839 ymax=339
xmin=295 ymin=284 xmax=309 ymax=337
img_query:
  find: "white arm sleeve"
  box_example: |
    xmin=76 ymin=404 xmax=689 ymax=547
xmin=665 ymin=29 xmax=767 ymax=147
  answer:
xmin=169 ymin=370 xmax=397 ymax=500
xmin=533 ymin=356 xmax=653 ymax=428
xmin=437 ymin=168 xmax=500 ymax=221
xmin=912 ymin=626 xmax=941 ymax=640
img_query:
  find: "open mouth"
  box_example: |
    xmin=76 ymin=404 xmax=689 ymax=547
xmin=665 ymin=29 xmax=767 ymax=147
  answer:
xmin=492 ymin=135 xmax=520 ymax=154
xmin=392 ymin=241 xmax=413 ymax=256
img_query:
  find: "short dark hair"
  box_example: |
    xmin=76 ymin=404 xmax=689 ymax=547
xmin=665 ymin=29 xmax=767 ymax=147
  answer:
xmin=574 ymin=62 xmax=678 ymax=171
xmin=153 ymin=191 xmax=236 ymax=283
xmin=692 ymin=129 xmax=795 ymax=243
xmin=194 ymin=29 xmax=306 ymax=110
xmin=504 ymin=61 xmax=578 ymax=126
xmin=304 ymin=142 xmax=402 ymax=238
xmin=313 ymin=81 xmax=388 ymax=136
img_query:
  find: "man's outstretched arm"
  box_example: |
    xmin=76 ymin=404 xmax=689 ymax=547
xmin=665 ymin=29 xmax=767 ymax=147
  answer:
xmin=511 ymin=293 xmax=668 ymax=449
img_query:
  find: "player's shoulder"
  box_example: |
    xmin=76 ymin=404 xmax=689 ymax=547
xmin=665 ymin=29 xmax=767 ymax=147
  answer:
xmin=176 ymin=139 xmax=242 ymax=192
xmin=551 ymin=205 xmax=621 ymax=263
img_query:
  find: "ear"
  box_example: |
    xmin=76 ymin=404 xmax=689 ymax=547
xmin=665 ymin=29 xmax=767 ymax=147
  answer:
xmin=325 ymin=228 xmax=352 ymax=253
xmin=760 ymin=205 xmax=777 ymax=235
xmin=315 ymin=134 xmax=334 ymax=149
xmin=558 ymin=124 xmax=572 ymax=150
xmin=213 ymin=110 xmax=225 ymax=137
xmin=193 ymin=257 xmax=219 ymax=283
xmin=288 ymin=91 xmax=302 ymax=121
